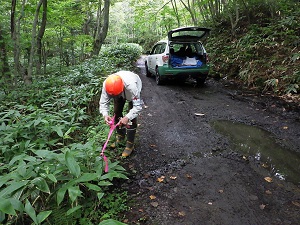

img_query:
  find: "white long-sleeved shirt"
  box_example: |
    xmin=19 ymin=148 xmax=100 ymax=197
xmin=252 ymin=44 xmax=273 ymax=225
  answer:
xmin=99 ymin=71 xmax=143 ymax=120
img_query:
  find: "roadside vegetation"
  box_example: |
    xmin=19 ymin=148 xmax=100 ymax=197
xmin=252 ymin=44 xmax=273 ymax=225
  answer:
xmin=206 ymin=1 xmax=300 ymax=98
xmin=0 ymin=44 xmax=142 ymax=224
xmin=0 ymin=0 xmax=299 ymax=224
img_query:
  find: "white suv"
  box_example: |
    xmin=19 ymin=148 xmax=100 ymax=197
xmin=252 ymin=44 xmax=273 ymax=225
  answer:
xmin=145 ymin=26 xmax=210 ymax=85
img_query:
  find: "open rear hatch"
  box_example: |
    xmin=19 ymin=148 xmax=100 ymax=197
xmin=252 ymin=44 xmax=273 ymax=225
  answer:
xmin=168 ymin=27 xmax=210 ymax=42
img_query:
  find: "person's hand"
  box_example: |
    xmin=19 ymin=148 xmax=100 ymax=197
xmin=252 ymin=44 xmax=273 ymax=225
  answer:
xmin=104 ymin=115 xmax=112 ymax=125
xmin=119 ymin=116 xmax=129 ymax=126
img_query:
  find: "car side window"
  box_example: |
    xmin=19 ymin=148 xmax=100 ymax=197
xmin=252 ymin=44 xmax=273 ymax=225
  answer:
xmin=151 ymin=43 xmax=167 ymax=55
xmin=151 ymin=44 xmax=160 ymax=54
xmin=159 ymin=43 xmax=167 ymax=54
xmin=154 ymin=45 xmax=162 ymax=54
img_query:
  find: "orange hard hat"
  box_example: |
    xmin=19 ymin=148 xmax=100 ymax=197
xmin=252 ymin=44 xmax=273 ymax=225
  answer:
xmin=105 ymin=74 xmax=124 ymax=96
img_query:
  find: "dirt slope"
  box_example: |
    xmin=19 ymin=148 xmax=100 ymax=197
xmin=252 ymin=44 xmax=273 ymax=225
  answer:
xmin=122 ymin=57 xmax=300 ymax=225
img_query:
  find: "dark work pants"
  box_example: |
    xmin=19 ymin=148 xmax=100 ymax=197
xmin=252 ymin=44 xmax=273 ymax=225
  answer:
xmin=113 ymin=96 xmax=137 ymax=143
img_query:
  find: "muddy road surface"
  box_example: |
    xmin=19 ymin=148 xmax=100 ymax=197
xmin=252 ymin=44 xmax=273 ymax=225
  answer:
xmin=122 ymin=57 xmax=300 ymax=225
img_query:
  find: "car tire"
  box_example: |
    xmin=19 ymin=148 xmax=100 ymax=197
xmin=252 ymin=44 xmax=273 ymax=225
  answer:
xmin=155 ymin=69 xmax=164 ymax=85
xmin=145 ymin=62 xmax=151 ymax=77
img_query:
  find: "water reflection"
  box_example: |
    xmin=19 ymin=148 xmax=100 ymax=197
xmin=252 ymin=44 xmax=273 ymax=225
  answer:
xmin=212 ymin=120 xmax=300 ymax=185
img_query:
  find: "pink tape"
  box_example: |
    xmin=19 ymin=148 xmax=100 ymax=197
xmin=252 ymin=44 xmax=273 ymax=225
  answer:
xmin=100 ymin=116 xmax=120 ymax=172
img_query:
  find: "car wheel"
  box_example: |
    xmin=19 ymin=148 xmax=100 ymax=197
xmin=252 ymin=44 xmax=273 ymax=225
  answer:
xmin=155 ymin=69 xmax=164 ymax=85
xmin=145 ymin=62 xmax=151 ymax=77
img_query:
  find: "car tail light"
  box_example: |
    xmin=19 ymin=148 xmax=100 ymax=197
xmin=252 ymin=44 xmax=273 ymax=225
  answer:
xmin=162 ymin=55 xmax=169 ymax=64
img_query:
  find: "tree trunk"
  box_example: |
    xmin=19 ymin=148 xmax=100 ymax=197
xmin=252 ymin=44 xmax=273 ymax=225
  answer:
xmin=171 ymin=0 xmax=181 ymax=27
xmin=196 ymin=1 xmax=209 ymax=24
xmin=12 ymin=0 xmax=28 ymax=84
xmin=208 ymin=0 xmax=216 ymax=23
xmin=27 ymin=0 xmax=44 ymax=84
xmin=179 ymin=0 xmax=198 ymax=25
xmin=229 ymin=3 xmax=240 ymax=37
xmin=83 ymin=12 xmax=92 ymax=35
xmin=36 ymin=0 xmax=47 ymax=75
xmin=0 ymin=25 xmax=11 ymax=90
xmin=11 ymin=0 xmax=16 ymax=39
xmin=92 ymin=0 xmax=110 ymax=56
xmin=43 ymin=42 xmax=47 ymax=74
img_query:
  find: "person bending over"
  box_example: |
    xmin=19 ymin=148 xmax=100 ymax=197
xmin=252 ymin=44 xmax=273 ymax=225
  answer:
xmin=99 ymin=71 xmax=143 ymax=157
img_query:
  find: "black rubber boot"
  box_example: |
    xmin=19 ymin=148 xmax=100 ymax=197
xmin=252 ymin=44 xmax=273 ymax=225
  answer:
xmin=122 ymin=128 xmax=136 ymax=157
xmin=110 ymin=127 xmax=126 ymax=148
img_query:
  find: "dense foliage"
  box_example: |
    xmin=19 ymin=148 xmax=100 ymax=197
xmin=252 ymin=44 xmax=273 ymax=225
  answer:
xmin=206 ymin=0 xmax=300 ymax=96
xmin=0 ymin=43 xmax=142 ymax=224
xmin=0 ymin=0 xmax=299 ymax=223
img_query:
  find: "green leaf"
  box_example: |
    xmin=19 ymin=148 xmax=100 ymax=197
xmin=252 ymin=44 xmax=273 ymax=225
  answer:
xmin=0 ymin=175 xmax=11 ymax=188
xmin=65 ymin=151 xmax=81 ymax=178
xmin=0 ymin=181 xmax=29 ymax=198
xmin=97 ymin=192 xmax=104 ymax=201
xmin=66 ymin=205 xmax=82 ymax=216
xmin=98 ymin=181 xmax=113 ymax=186
xmin=34 ymin=117 xmax=42 ymax=127
xmin=53 ymin=126 xmax=64 ymax=137
xmin=100 ymin=173 xmax=116 ymax=181
xmin=24 ymin=200 xmax=38 ymax=225
xmin=64 ymin=127 xmax=76 ymax=139
xmin=47 ymin=174 xmax=57 ymax=183
xmin=98 ymin=219 xmax=127 ymax=225
xmin=17 ymin=164 xmax=31 ymax=178
xmin=9 ymin=154 xmax=26 ymax=166
xmin=37 ymin=210 xmax=52 ymax=224
xmin=100 ymin=171 xmax=128 ymax=181
xmin=0 ymin=211 xmax=6 ymax=223
xmin=0 ymin=198 xmax=16 ymax=215
xmin=31 ymin=177 xmax=50 ymax=194
xmin=23 ymin=155 xmax=37 ymax=162
xmin=85 ymin=183 xmax=101 ymax=191
xmin=9 ymin=198 xmax=24 ymax=212
xmin=68 ymin=186 xmax=82 ymax=203
xmin=57 ymin=187 xmax=67 ymax=206
xmin=34 ymin=150 xmax=58 ymax=159
xmin=108 ymin=161 xmax=126 ymax=171
xmin=74 ymin=173 xmax=98 ymax=183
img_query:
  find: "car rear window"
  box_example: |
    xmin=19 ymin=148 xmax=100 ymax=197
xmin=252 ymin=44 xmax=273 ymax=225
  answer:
xmin=171 ymin=30 xmax=206 ymax=39
xmin=170 ymin=43 xmax=203 ymax=54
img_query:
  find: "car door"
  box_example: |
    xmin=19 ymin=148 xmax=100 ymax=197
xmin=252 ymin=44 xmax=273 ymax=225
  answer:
xmin=148 ymin=42 xmax=166 ymax=72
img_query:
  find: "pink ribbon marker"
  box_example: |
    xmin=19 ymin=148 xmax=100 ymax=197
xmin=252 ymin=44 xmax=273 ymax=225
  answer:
xmin=100 ymin=115 xmax=120 ymax=172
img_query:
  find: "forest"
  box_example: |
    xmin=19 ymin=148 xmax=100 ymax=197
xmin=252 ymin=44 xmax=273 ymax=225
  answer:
xmin=0 ymin=0 xmax=299 ymax=224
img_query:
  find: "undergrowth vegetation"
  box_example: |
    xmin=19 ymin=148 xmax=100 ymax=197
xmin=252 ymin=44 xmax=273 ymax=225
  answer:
xmin=207 ymin=1 xmax=300 ymax=97
xmin=0 ymin=43 xmax=142 ymax=225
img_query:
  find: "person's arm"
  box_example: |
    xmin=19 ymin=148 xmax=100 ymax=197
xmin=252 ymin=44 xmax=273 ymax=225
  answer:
xmin=99 ymin=84 xmax=111 ymax=121
xmin=124 ymin=78 xmax=143 ymax=121
xmin=126 ymin=96 xmax=143 ymax=121
xmin=119 ymin=96 xmax=143 ymax=125
xmin=117 ymin=72 xmax=143 ymax=125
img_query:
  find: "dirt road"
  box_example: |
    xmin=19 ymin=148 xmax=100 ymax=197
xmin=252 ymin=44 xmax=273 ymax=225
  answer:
xmin=123 ymin=57 xmax=300 ymax=225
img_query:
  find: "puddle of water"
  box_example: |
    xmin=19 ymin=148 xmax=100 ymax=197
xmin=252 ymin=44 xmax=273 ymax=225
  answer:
xmin=212 ymin=120 xmax=300 ymax=185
